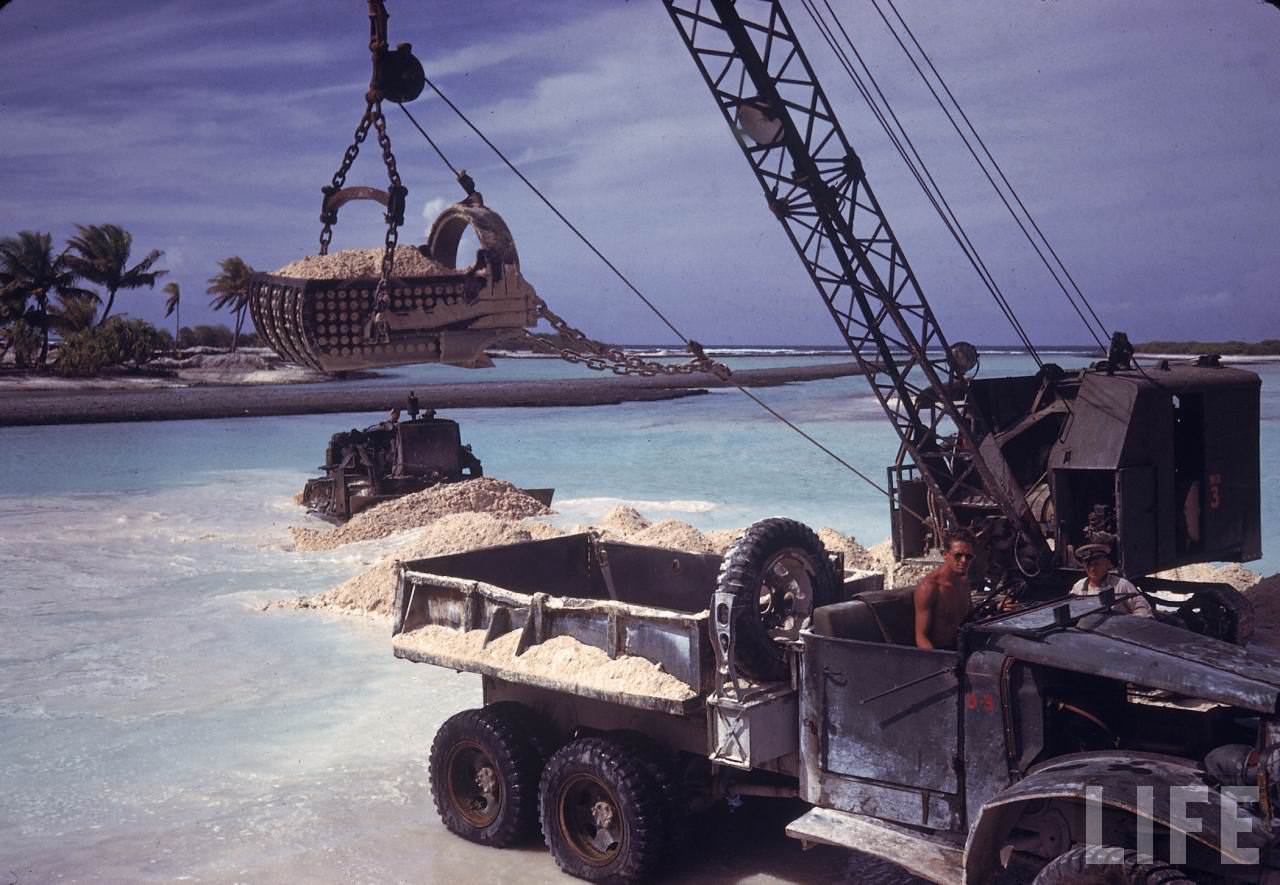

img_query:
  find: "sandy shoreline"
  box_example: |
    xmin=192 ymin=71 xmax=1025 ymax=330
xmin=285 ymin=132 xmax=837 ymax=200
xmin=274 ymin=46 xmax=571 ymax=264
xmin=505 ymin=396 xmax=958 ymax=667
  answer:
xmin=0 ymin=362 xmax=860 ymax=426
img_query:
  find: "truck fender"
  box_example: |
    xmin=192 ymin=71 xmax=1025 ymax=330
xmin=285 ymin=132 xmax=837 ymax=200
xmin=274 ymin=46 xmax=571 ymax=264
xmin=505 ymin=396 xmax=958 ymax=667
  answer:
xmin=962 ymin=751 xmax=1271 ymax=884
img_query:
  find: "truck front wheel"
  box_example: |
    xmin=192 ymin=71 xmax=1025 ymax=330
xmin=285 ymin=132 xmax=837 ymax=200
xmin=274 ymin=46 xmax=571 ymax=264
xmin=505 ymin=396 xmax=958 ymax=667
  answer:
xmin=1032 ymin=846 xmax=1196 ymax=884
xmin=428 ymin=705 xmax=543 ymax=847
xmin=539 ymin=736 xmax=666 ymax=882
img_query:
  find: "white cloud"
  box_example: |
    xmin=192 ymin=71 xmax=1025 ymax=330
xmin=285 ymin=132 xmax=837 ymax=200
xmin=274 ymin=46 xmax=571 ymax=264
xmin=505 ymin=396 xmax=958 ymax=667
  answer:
xmin=420 ymin=197 xmax=448 ymax=238
xmin=1 ymin=1 xmax=1277 ymax=343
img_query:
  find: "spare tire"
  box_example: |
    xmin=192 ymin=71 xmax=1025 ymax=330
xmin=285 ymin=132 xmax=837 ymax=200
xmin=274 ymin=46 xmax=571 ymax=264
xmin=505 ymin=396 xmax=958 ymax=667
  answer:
xmin=715 ymin=517 xmax=838 ymax=682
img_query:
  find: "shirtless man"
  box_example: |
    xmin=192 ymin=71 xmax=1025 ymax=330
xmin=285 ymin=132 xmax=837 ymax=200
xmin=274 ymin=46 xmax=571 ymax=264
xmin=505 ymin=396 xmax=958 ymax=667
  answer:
xmin=914 ymin=530 xmax=977 ymax=650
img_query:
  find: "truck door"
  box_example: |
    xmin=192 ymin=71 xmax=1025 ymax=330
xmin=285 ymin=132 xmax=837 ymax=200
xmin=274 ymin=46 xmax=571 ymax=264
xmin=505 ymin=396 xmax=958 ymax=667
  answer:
xmin=801 ymin=633 xmax=962 ymax=830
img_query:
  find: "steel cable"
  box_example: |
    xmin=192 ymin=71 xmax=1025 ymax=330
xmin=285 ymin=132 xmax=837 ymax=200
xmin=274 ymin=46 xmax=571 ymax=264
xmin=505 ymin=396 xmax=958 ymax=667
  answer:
xmin=397 ymin=102 xmax=461 ymax=179
xmin=869 ymin=0 xmax=1111 ymax=349
xmin=800 ymin=0 xmax=1044 ymax=367
xmin=397 ymin=74 xmax=929 ymax=520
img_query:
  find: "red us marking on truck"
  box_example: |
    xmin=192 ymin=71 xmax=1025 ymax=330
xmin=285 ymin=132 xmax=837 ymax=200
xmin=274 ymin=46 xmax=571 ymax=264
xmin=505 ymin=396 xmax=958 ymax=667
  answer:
xmin=966 ymin=691 xmax=995 ymax=713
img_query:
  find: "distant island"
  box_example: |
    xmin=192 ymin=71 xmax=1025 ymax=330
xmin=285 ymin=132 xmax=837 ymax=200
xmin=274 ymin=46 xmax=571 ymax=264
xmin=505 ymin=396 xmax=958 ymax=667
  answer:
xmin=1136 ymin=339 xmax=1280 ymax=356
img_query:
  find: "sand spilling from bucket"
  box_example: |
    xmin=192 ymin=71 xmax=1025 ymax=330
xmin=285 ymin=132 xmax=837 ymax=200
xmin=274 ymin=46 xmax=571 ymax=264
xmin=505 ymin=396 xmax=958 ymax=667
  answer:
xmin=289 ymin=478 xmax=551 ymax=551
xmin=393 ymin=626 xmax=696 ymax=702
xmin=274 ymin=246 xmax=449 ymax=280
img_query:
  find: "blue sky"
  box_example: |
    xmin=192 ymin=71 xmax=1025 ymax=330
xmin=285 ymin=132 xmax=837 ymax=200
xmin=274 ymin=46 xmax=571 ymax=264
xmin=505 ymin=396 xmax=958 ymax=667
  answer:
xmin=2 ymin=1 xmax=1278 ymax=347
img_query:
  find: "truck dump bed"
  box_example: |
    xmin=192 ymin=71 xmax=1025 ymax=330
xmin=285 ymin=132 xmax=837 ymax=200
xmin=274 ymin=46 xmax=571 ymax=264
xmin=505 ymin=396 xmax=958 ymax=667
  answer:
xmin=392 ymin=533 xmax=720 ymax=716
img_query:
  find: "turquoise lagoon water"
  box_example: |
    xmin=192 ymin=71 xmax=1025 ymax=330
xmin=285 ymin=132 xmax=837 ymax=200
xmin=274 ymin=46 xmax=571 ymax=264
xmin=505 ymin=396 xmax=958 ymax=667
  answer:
xmin=0 ymin=351 xmax=1276 ymax=883
xmin=3 ymin=352 xmax=1277 ymax=569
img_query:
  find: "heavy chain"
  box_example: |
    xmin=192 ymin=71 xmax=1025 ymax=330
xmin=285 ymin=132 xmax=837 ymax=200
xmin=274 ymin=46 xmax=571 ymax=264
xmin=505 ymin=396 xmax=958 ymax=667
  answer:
xmin=368 ymin=103 xmax=403 ymax=340
xmin=318 ymin=97 xmax=405 ymax=343
xmin=319 ymin=104 xmax=376 ymax=256
xmin=526 ymin=296 xmax=731 ymax=379
xmin=320 ymin=1 xmax=409 ymax=342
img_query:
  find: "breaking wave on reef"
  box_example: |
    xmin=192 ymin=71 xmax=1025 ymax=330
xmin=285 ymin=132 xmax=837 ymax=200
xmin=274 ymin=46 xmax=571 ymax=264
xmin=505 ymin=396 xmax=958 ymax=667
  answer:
xmin=555 ymin=494 xmax=721 ymax=514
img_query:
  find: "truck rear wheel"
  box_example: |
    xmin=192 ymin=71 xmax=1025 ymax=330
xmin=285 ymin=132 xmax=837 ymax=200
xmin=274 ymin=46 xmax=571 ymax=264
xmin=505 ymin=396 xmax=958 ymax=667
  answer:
xmin=610 ymin=731 xmax=688 ymax=857
xmin=716 ymin=517 xmax=837 ymax=682
xmin=1032 ymin=846 xmax=1196 ymax=884
xmin=539 ymin=736 xmax=666 ymax=882
xmin=428 ymin=705 xmax=543 ymax=847
xmin=485 ymin=700 xmax=558 ymax=765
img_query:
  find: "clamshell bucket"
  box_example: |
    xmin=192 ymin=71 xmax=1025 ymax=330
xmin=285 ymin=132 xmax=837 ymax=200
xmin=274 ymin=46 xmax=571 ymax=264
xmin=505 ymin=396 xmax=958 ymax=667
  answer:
xmin=248 ymin=197 xmax=537 ymax=373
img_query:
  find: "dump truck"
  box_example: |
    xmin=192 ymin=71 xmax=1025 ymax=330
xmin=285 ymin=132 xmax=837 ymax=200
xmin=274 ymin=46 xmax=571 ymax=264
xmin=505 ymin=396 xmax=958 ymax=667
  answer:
xmin=394 ymin=521 xmax=1277 ymax=883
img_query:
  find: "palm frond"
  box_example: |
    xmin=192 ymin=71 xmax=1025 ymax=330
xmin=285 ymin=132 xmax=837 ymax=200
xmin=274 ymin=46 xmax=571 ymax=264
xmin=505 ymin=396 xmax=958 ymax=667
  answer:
xmin=207 ymin=256 xmax=256 ymax=313
xmin=65 ymin=224 xmax=167 ymax=288
xmin=50 ymin=292 xmax=100 ymax=334
xmin=122 ymin=248 xmax=167 ymax=289
xmin=163 ymin=282 xmax=180 ymax=318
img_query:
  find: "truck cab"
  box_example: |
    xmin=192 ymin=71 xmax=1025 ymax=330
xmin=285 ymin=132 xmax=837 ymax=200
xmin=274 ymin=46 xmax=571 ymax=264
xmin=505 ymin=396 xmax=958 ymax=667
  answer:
xmin=799 ymin=590 xmax=1279 ymax=882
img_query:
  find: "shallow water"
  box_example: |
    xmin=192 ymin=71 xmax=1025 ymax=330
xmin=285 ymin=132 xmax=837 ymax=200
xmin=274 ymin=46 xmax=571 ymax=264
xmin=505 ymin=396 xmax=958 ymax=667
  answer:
xmin=0 ymin=352 xmax=1276 ymax=882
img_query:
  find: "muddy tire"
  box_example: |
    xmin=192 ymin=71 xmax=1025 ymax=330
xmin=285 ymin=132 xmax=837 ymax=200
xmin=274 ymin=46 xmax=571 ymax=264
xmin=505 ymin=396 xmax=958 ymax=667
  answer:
xmin=539 ymin=736 xmax=667 ymax=882
xmin=1033 ymin=846 xmax=1197 ymax=884
xmin=428 ymin=705 xmax=543 ymax=847
xmin=610 ymin=731 xmax=688 ymax=859
xmin=485 ymin=700 xmax=559 ymax=766
xmin=715 ymin=517 xmax=837 ymax=682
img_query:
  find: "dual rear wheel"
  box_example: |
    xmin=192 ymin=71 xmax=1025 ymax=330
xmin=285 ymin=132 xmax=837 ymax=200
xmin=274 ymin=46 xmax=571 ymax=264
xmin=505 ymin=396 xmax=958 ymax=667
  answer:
xmin=429 ymin=706 xmax=674 ymax=881
xmin=427 ymin=703 xmax=543 ymax=848
xmin=539 ymin=736 xmax=667 ymax=881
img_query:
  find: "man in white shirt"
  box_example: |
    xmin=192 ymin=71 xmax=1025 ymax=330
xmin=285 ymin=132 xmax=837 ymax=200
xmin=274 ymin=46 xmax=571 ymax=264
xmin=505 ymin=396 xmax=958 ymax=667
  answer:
xmin=1070 ymin=543 xmax=1154 ymax=618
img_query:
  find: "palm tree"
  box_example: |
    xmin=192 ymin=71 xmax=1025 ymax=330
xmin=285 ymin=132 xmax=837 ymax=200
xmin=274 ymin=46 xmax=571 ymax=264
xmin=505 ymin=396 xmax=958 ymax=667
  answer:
xmin=207 ymin=257 xmax=255 ymax=352
xmin=163 ymin=282 xmax=181 ymax=355
xmin=49 ymin=291 xmax=100 ymax=336
xmin=65 ymin=223 xmax=166 ymax=326
xmin=0 ymin=231 xmax=97 ymax=368
xmin=0 ymin=265 xmax=24 ymax=363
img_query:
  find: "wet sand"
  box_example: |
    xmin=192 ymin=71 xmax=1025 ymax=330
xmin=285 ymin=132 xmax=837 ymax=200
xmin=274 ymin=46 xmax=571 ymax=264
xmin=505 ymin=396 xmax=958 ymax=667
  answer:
xmin=0 ymin=362 xmax=860 ymax=426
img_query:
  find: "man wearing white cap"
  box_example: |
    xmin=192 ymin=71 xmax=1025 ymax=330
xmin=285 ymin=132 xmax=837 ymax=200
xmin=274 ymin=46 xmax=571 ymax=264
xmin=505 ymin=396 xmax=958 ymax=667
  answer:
xmin=1070 ymin=543 xmax=1154 ymax=618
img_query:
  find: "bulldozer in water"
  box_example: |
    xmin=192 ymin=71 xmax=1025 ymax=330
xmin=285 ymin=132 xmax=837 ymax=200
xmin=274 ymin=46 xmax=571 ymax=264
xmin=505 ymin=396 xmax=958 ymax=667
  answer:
xmin=298 ymin=392 xmax=552 ymax=524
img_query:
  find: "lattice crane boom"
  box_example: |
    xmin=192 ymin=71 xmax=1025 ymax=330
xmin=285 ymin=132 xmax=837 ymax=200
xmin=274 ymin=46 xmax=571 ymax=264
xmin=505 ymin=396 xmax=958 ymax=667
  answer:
xmin=663 ymin=0 xmax=1050 ymax=565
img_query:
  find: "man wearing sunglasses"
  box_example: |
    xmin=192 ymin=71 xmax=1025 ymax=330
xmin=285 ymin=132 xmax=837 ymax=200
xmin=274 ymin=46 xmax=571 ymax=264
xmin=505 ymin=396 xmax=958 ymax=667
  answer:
xmin=914 ymin=529 xmax=977 ymax=650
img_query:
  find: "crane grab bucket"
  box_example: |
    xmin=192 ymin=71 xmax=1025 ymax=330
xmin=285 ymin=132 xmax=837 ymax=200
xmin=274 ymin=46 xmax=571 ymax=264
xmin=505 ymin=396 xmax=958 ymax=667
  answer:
xmin=247 ymin=196 xmax=538 ymax=373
